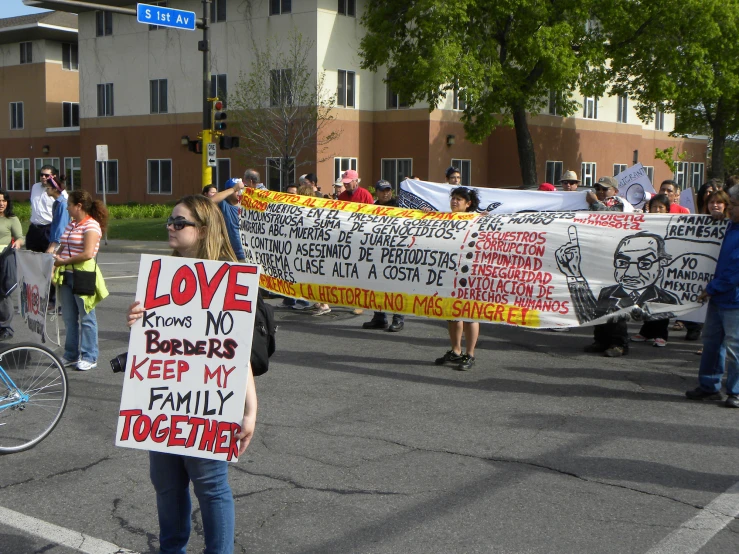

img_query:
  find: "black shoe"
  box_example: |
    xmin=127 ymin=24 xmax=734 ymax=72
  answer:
xmin=685 ymin=387 xmax=723 ymax=401
xmin=362 ymin=319 xmax=387 ymax=330
xmin=604 ymin=345 xmax=627 ymax=357
xmin=583 ymin=342 xmax=607 ymax=353
xmin=0 ymin=329 xmax=13 ymax=341
xmin=726 ymin=396 xmax=739 ymax=408
xmin=387 ymin=320 xmax=404 ymax=332
xmin=685 ymin=329 xmax=702 ymax=341
xmin=435 ymin=350 xmax=463 ymax=365
xmin=456 ymin=354 xmax=476 ymax=371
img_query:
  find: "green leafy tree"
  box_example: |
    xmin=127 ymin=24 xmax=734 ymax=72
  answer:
xmin=359 ymin=0 xmax=605 ymax=189
xmin=599 ymin=0 xmax=739 ymax=179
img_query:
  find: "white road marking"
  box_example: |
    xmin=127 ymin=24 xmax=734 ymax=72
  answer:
xmin=104 ymin=275 xmax=138 ymax=280
xmin=646 ymin=480 xmax=739 ymax=553
xmin=0 ymin=505 xmax=138 ymax=553
xmin=98 ymin=263 xmax=139 ymax=265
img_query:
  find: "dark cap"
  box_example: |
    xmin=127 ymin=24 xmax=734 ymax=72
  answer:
xmin=596 ymin=176 xmax=619 ymax=189
xmin=375 ymin=180 xmax=392 ymax=191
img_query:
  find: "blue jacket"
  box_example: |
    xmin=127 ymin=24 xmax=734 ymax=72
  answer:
xmin=707 ymin=221 xmax=739 ymax=308
xmin=50 ymin=196 xmax=70 ymax=245
xmin=219 ymin=199 xmax=246 ymax=260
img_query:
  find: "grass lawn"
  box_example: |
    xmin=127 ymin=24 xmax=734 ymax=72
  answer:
xmin=21 ymin=218 xmax=169 ymax=241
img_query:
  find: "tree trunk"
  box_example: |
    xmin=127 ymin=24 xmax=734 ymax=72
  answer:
xmin=513 ymin=105 xmax=538 ymax=189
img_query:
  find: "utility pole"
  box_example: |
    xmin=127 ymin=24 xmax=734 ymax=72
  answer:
xmin=200 ymin=0 xmax=212 ymax=188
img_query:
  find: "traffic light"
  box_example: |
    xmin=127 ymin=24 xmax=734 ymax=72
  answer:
xmin=219 ymin=135 xmax=240 ymax=150
xmin=188 ymin=139 xmax=202 ymax=154
xmin=213 ymin=100 xmax=227 ymax=132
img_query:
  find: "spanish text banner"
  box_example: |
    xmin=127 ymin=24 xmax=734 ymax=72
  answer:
xmin=240 ymin=189 xmax=723 ymax=328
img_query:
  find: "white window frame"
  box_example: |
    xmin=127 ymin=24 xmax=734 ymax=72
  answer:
xmin=690 ymin=162 xmax=705 ymax=188
xmin=450 ymin=159 xmax=472 ymax=186
xmin=581 ymin=162 xmax=597 ymax=187
xmin=617 ymin=95 xmax=627 ymax=123
xmin=453 ymin=87 xmax=466 ymax=111
xmin=381 ymin=158 xmax=413 ymax=194
xmin=655 ymin=107 xmax=665 ymax=131
xmin=386 ymin=84 xmax=409 ymax=110
xmin=64 ymin=157 xmax=82 ymax=190
xmin=334 ymin=157 xmax=357 ymax=182
xmin=338 ymin=0 xmax=356 ymax=17
xmin=547 ymin=90 xmax=559 ymax=116
xmin=96 ymin=160 xmax=119 ymax=194
xmin=97 ymin=83 xmax=114 ymax=117
xmin=545 ymin=161 xmax=563 ymax=185
xmin=673 ymin=161 xmax=689 ymax=188
xmin=337 ymin=70 xmax=356 ymax=108
xmin=266 ymin=157 xmax=295 ymax=191
xmin=150 ymin=79 xmax=168 ymax=114
xmin=269 ymin=70 xmax=291 ymax=107
xmin=644 ymin=166 xmax=655 ymax=184
xmin=148 ymin=159 xmax=173 ymax=195
xmin=613 ymin=164 xmax=628 ymax=176
xmin=583 ymin=97 xmax=598 ymax=119
xmin=63 ymin=101 xmax=79 ymax=128
xmin=269 ymin=0 xmax=292 ymax=16
xmin=9 ymin=102 xmax=23 ymax=130
xmin=5 ymin=159 xmax=30 ymax=192
xmin=35 ymin=158 xmax=61 ymax=182
xmin=62 ymin=43 xmax=78 ymax=70
xmin=20 ymin=42 xmax=32 ymax=64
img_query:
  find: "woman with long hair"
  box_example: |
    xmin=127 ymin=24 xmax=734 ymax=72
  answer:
xmin=0 ymin=189 xmax=24 ymax=340
xmin=126 ymin=195 xmax=257 ymax=554
xmin=433 ymin=187 xmax=481 ymax=371
xmin=53 ymin=189 xmax=108 ymax=371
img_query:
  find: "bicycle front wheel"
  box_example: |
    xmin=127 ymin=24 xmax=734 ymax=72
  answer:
xmin=0 ymin=343 xmax=68 ymax=453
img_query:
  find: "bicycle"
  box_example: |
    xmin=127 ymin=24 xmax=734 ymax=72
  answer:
xmin=0 ymin=343 xmax=68 ymax=453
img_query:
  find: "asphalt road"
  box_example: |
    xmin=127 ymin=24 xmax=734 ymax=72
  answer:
xmin=0 ymin=252 xmax=737 ymax=553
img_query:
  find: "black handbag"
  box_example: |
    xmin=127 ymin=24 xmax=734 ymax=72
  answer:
xmin=65 ymin=229 xmax=97 ymax=296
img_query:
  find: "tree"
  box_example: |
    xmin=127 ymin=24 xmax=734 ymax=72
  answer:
xmin=599 ymin=0 xmax=739 ymax=180
xmin=229 ymin=30 xmax=341 ymax=190
xmin=359 ymin=0 xmax=606 ymax=189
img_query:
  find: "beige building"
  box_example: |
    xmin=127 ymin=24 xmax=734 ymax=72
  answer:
xmin=18 ymin=1 xmax=706 ymax=202
xmin=0 ymin=11 xmax=80 ymax=196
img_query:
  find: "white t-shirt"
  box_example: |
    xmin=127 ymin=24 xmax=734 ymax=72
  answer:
xmin=30 ymin=182 xmax=68 ymax=225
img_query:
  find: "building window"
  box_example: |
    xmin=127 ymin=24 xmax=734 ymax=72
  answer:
xmin=381 ymin=158 xmax=412 ymax=193
xmin=34 ymin=158 xmax=60 ymax=182
xmin=9 ymin=102 xmax=23 ymax=130
xmin=62 ymin=43 xmax=78 ymax=70
xmin=338 ymin=0 xmax=355 ymax=16
xmin=211 ymin=0 xmax=227 ymax=22
xmin=453 ymin=87 xmax=466 ymax=111
xmin=655 ymin=107 xmax=665 ymax=131
xmin=270 ymin=69 xmax=292 ymax=107
xmin=211 ymin=74 xmax=227 ymax=107
xmin=581 ymin=162 xmax=597 ymax=187
xmin=644 ymin=166 xmax=654 ymax=184
xmin=63 ymin=102 xmax=79 ymax=127
xmin=96 ymin=11 xmax=113 ymax=37
xmin=386 ymin=84 xmax=408 ymax=110
xmin=583 ymin=97 xmax=597 ymax=119
xmin=96 ymin=160 xmax=119 ymax=194
xmin=266 ymin=157 xmax=295 ymax=191
xmin=5 ymin=159 xmax=30 ymax=191
xmin=214 ymin=158 xmax=231 ymax=191
xmin=64 ymin=157 xmax=81 ymax=190
xmin=97 ymin=83 xmax=114 ymax=117
xmin=617 ymin=95 xmax=627 ymax=123
xmin=690 ymin=162 xmax=705 ymax=188
xmin=148 ymin=159 xmax=172 ymax=194
xmin=20 ymin=42 xmax=32 ymax=64
xmin=548 ymin=90 xmax=560 ymax=116
xmin=450 ymin=159 xmax=471 ymax=186
xmin=148 ymin=1 xmax=167 ymax=30
xmin=337 ymin=70 xmax=355 ymax=108
xmin=269 ymin=0 xmax=291 ymax=15
xmin=334 ymin=157 xmax=357 ymax=182
xmin=545 ymin=161 xmax=563 ymax=185
xmin=613 ymin=164 xmax=627 ymax=176
xmin=673 ymin=161 xmax=689 ymax=188
xmin=150 ymin=79 xmax=168 ymax=114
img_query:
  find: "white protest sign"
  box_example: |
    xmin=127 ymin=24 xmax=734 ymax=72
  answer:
xmin=116 ymin=255 xmax=260 ymax=462
xmin=680 ymin=187 xmax=697 ymax=213
xmin=16 ymin=251 xmax=54 ymax=343
xmin=616 ymin=163 xmax=656 ymax=209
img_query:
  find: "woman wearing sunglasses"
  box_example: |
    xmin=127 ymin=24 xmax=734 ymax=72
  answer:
xmin=52 ymin=190 xmax=109 ymax=371
xmin=126 ymin=195 xmax=257 ymax=554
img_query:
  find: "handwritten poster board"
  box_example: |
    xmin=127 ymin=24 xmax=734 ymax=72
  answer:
xmin=16 ymin=251 xmax=54 ymax=343
xmin=616 ymin=163 xmax=657 ymax=209
xmin=116 ymin=255 xmax=260 ymax=462
xmin=240 ymin=189 xmax=724 ymax=329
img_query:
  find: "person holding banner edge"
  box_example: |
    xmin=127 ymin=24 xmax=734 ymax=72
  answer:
xmin=0 ymin=189 xmax=24 ymax=340
xmin=126 ymin=195 xmax=257 ymax=554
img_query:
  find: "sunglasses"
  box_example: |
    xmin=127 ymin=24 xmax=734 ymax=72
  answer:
xmin=593 ymin=185 xmax=608 ymax=191
xmin=166 ymin=217 xmax=198 ymax=231
xmin=40 ymin=173 xmax=52 ymax=178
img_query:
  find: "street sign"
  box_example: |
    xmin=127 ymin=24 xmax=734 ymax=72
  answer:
xmin=96 ymin=145 xmax=108 ymax=162
xmin=207 ymin=143 xmax=217 ymax=167
xmin=136 ymin=3 xmax=196 ymax=31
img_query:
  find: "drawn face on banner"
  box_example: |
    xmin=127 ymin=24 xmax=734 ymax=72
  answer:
xmin=613 ymin=236 xmax=667 ymax=291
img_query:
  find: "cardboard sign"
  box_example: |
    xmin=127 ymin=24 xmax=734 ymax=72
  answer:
xmin=116 ymin=255 xmax=260 ymax=462
xmin=16 ymin=251 xmax=54 ymax=343
xmin=616 ymin=163 xmax=657 ymax=209
xmin=680 ymin=187 xmax=697 ymax=214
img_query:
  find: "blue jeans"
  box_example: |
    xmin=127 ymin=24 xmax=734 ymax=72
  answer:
xmin=149 ymin=451 xmax=234 ymax=554
xmin=698 ymin=302 xmax=739 ymax=396
xmin=59 ymin=281 xmax=98 ymax=363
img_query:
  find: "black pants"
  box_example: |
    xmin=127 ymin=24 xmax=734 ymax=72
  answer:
xmin=639 ymin=319 xmax=669 ymax=340
xmin=594 ymin=319 xmax=628 ymax=349
xmin=26 ymin=224 xmax=56 ymax=305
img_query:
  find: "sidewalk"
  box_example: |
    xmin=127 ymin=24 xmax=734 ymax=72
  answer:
xmin=98 ymin=239 xmax=171 ymax=255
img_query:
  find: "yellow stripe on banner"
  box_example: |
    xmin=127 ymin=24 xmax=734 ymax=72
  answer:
xmin=259 ymin=274 xmax=540 ymax=327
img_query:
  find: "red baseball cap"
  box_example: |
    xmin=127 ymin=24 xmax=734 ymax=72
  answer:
xmin=538 ymin=182 xmax=556 ymax=191
xmin=341 ymin=169 xmax=359 ymax=183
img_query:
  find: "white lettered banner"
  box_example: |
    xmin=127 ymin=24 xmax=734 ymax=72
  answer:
xmin=241 ymin=189 xmax=723 ymax=329
xmin=116 ymin=254 xmax=259 ymax=462
xmin=16 ymin=251 xmax=54 ymax=343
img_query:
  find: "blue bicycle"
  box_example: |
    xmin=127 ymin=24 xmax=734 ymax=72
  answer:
xmin=0 ymin=343 xmax=68 ymax=453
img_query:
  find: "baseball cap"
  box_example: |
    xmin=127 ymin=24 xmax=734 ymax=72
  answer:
xmin=341 ymin=169 xmax=360 ymax=183
xmin=375 ymin=180 xmax=392 ymax=191
xmin=596 ymin=176 xmax=619 ymax=189
xmin=538 ymin=183 xmax=556 ymax=191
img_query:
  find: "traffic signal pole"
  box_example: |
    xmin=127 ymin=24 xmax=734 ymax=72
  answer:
xmin=201 ymin=0 xmax=212 ymax=188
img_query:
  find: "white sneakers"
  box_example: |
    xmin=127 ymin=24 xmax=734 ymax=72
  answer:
xmin=76 ymin=360 xmax=98 ymax=371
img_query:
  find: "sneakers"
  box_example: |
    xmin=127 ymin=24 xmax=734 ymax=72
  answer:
xmin=290 ymin=303 xmax=308 ymax=310
xmin=685 ymin=387 xmax=723 ymax=401
xmin=62 ymin=357 xmax=78 ymax=367
xmin=604 ymin=346 xmax=627 ymax=357
xmin=653 ymin=338 xmax=667 ymax=347
xmin=631 ymin=334 xmax=649 ymax=342
xmin=362 ymin=319 xmax=387 ymax=329
xmin=456 ymin=354 xmax=475 ymax=371
xmin=583 ymin=342 xmax=608 ymax=353
xmin=313 ymin=306 xmax=331 ymax=316
xmin=726 ymin=396 xmax=739 ymax=408
xmin=435 ymin=350 xmax=463 ymax=365
xmin=76 ymin=360 xmax=97 ymax=371
xmin=387 ymin=319 xmax=404 ymax=332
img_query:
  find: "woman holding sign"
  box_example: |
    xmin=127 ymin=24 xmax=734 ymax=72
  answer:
xmin=127 ymin=195 xmax=257 ymax=554
xmin=432 ymin=187 xmax=482 ymax=371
